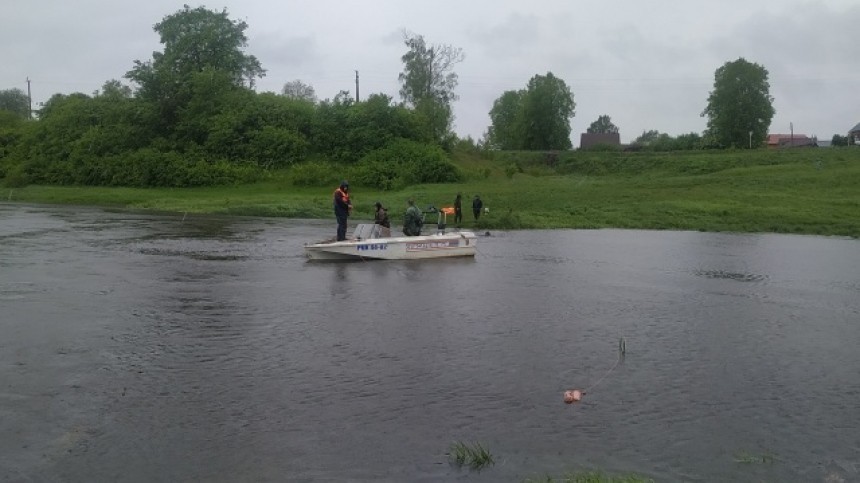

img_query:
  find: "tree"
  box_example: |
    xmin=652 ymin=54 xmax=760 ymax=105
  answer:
xmin=125 ymin=5 xmax=265 ymax=133
xmin=0 ymin=88 xmax=30 ymax=119
xmin=97 ymin=79 xmax=133 ymax=99
xmin=633 ymin=129 xmax=662 ymax=146
xmin=520 ymin=72 xmax=575 ymax=150
xmin=486 ymin=90 xmax=525 ymax=150
xmin=485 ymin=72 xmax=575 ymax=150
xmin=674 ymin=132 xmax=703 ymax=150
xmin=831 ymin=134 xmax=853 ymax=146
xmin=398 ymin=32 xmax=464 ymax=142
xmin=587 ymin=115 xmax=619 ymax=134
xmin=702 ymin=58 xmax=774 ymax=149
xmin=131 ymin=5 xmax=264 ymax=89
xmin=281 ymin=80 xmax=317 ymax=103
xmin=311 ymin=91 xmax=427 ymax=163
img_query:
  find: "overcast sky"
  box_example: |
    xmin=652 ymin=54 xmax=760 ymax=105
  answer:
xmin=3 ymin=0 xmax=859 ymax=143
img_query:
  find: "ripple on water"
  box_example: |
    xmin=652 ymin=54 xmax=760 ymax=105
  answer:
xmin=0 ymin=282 xmax=41 ymax=301
xmin=135 ymin=246 xmax=249 ymax=261
xmin=693 ymin=269 xmax=769 ymax=283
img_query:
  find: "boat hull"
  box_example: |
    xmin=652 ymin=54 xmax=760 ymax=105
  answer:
xmin=305 ymin=231 xmax=477 ymax=261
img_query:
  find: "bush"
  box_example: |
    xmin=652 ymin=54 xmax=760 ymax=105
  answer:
xmin=581 ymin=143 xmax=621 ymax=152
xmin=504 ymin=162 xmax=523 ymax=179
xmin=245 ymin=126 xmax=309 ymax=168
xmin=2 ymin=164 xmax=29 ymax=187
xmin=289 ymin=160 xmax=342 ymax=187
xmin=350 ymin=139 xmax=462 ymax=190
xmin=22 ymin=148 xmax=262 ymax=187
xmin=119 ymin=150 xmax=261 ymax=187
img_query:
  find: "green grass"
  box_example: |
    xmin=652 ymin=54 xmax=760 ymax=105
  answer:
xmin=733 ymin=451 xmax=776 ymax=464
xmin=5 ymin=148 xmax=859 ymax=237
xmin=448 ymin=441 xmax=494 ymax=470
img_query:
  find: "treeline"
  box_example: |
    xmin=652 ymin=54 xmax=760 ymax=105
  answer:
xmin=0 ymin=6 xmax=462 ymax=189
xmin=0 ymin=6 xmax=800 ymax=190
xmin=0 ymin=85 xmax=459 ymax=189
xmin=582 ymin=129 xmax=707 ymax=152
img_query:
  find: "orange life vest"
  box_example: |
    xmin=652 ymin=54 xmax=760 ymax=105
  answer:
xmin=334 ymin=187 xmax=349 ymax=204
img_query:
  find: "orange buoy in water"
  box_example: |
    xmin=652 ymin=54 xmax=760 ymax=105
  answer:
xmin=563 ymin=389 xmax=584 ymax=404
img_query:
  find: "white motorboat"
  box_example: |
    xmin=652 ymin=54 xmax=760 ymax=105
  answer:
xmin=305 ymin=209 xmax=477 ymax=261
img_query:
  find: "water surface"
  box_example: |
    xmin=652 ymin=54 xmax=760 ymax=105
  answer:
xmin=1 ymin=203 xmax=858 ymax=482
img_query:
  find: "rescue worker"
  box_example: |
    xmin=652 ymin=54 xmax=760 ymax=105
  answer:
xmin=333 ymin=181 xmax=352 ymax=241
xmin=403 ymin=198 xmax=423 ymax=236
xmin=374 ymin=201 xmax=391 ymax=237
xmin=472 ymin=194 xmax=483 ymax=222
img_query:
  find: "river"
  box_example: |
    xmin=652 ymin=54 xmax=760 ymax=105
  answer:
xmin=1 ymin=203 xmax=858 ymax=482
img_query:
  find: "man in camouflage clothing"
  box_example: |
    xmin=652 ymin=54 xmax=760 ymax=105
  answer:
xmin=403 ymin=198 xmax=423 ymax=236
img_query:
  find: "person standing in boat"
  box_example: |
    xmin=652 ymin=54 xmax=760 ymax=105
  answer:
xmin=333 ymin=180 xmax=352 ymax=241
xmin=454 ymin=192 xmax=463 ymax=225
xmin=403 ymin=198 xmax=423 ymax=236
xmin=374 ymin=201 xmax=391 ymax=237
xmin=472 ymin=194 xmax=483 ymax=222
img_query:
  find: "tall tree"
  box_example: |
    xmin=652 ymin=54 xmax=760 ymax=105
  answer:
xmin=398 ymin=32 xmax=464 ymax=142
xmin=520 ymin=72 xmax=575 ymax=150
xmin=0 ymin=88 xmax=30 ymax=119
xmin=487 ymin=90 xmax=525 ymax=150
xmin=125 ymin=5 xmax=265 ymax=133
xmin=702 ymin=58 xmax=774 ymax=149
xmin=130 ymin=5 xmax=264 ymax=89
xmin=281 ymin=80 xmax=317 ymax=103
xmin=587 ymin=115 xmax=619 ymax=134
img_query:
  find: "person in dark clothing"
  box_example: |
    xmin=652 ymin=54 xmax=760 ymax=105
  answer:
xmin=374 ymin=201 xmax=391 ymax=237
xmin=403 ymin=198 xmax=423 ymax=236
xmin=454 ymin=193 xmax=463 ymax=224
xmin=333 ymin=181 xmax=352 ymax=241
xmin=472 ymin=195 xmax=483 ymax=221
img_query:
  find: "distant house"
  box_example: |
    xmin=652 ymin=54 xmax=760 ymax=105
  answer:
xmin=849 ymin=122 xmax=860 ymax=142
xmin=580 ymin=132 xmax=620 ymax=150
xmin=766 ymin=134 xmax=816 ymax=148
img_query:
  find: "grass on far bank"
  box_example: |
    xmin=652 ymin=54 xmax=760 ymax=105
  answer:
xmin=4 ymin=148 xmax=859 ymax=237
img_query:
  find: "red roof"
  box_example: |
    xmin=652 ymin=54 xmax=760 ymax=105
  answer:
xmin=768 ymin=134 xmax=809 ymax=142
xmin=767 ymin=134 xmax=814 ymax=147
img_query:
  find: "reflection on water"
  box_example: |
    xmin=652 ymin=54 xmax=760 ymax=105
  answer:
xmin=1 ymin=204 xmax=859 ymax=482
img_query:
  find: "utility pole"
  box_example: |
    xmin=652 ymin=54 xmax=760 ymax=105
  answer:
xmin=790 ymin=122 xmax=794 ymax=147
xmin=354 ymin=70 xmax=359 ymax=103
xmin=26 ymin=77 xmax=32 ymax=119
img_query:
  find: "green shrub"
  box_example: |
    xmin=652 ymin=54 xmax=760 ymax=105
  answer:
xmin=22 ymin=148 xmax=262 ymax=187
xmin=2 ymin=164 xmax=29 ymax=187
xmin=581 ymin=143 xmax=621 ymax=152
xmin=351 ymin=139 xmax=462 ymax=189
xmin=245 ymin=126 xmax=309 ymax=168
xmin=289 ymin=160 xmax=342 ymax=187
xmin=504 ymin=162 xmax=523 ymax=179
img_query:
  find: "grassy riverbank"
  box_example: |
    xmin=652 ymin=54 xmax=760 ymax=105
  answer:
xmin=4 ymin=148 xmax=859 ymax=237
